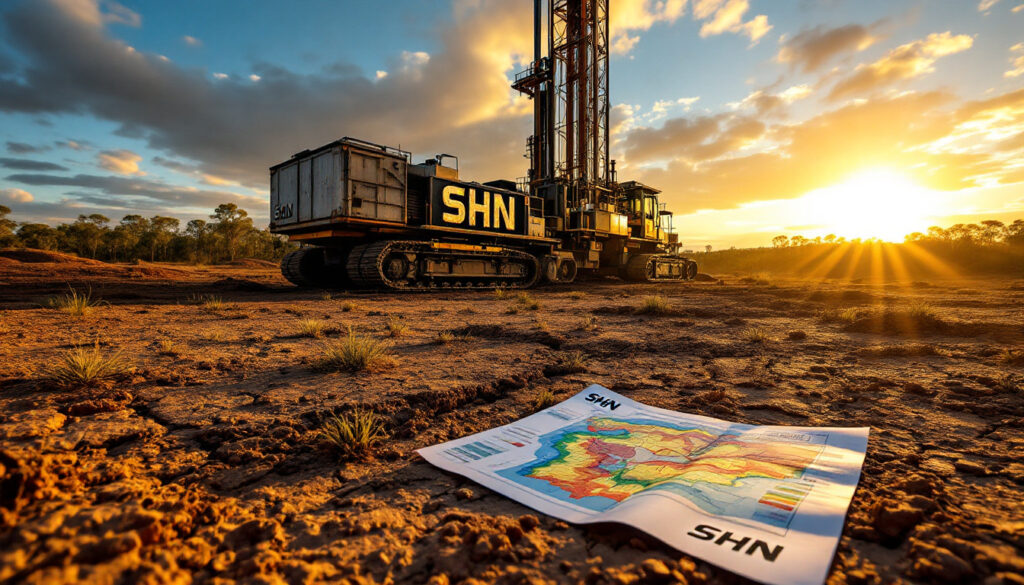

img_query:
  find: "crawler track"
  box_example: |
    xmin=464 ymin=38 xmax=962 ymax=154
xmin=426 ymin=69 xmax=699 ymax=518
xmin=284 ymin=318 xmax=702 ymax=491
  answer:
xmin=625 ymin=253 xmax=698 ymax=282
xmin=346 ymin=240 xmax=540 ymax=290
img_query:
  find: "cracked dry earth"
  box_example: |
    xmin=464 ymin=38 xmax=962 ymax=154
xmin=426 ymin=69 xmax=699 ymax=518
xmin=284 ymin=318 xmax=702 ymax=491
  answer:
xmin=0 ymin=255 xmax=1022 ymax=585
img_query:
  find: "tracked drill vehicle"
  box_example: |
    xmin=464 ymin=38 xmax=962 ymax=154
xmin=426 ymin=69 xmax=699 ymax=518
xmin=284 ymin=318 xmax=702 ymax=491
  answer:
xmin=270 ymin=0 xmax=697 ymax=290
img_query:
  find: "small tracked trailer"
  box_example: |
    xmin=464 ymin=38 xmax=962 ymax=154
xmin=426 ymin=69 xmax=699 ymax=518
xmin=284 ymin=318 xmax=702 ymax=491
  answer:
xmin=269 ymin=0 xmax=697 ymax=290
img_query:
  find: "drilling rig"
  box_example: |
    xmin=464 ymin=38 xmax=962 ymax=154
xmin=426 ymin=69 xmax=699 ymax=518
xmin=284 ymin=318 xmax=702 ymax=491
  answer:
xmin=269 ymin=0 xmax=697 ymax=290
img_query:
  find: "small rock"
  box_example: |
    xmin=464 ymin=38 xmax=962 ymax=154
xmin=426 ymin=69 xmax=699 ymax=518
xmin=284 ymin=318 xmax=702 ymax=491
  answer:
xmin=455 ymin=488 xmax=474 ymax=500
xmin=224 ymin=518 xmax=284 ymax=549
xmin=872 ymin=499 xmax=924 ymax=539
xmin=954 ymin=460 xmax=987 ymax=476
xmin=904 ymin=382 xmax=935 ymax=396
xmin=519 ymin=515 xmax=540 ymax=532
xmin=640 ymin=559 xmax=673 ymax=584
xmin=912 ymin=545 xmax=973 ymax=583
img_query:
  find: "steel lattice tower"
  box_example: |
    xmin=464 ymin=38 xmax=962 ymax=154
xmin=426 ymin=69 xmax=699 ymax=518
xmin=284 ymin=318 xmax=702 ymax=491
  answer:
xmin=513 ymin=0 xmax=610 ymax=211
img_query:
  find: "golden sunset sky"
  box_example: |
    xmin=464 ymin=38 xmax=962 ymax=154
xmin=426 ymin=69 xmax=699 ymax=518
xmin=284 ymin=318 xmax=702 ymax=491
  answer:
xmin=0 ymin=0 xmax=1021 ymax=248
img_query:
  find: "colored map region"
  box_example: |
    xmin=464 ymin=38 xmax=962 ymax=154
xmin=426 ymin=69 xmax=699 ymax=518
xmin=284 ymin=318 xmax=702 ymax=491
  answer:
xmin=497 ymin=416 xmax=825 ymax=524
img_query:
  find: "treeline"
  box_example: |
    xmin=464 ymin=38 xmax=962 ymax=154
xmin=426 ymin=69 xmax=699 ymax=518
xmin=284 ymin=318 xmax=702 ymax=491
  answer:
xmin=768 ymin=219 xmax=1024 ymax=248
xmin=0 ymin=203 xmax=296 ymax=264
xmin=693 ymin=219 xmax=1024 ymax=279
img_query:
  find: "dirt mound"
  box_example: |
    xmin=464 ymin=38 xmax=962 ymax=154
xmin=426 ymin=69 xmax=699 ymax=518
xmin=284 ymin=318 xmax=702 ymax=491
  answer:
xmin=0 ymin=248 xmax=107 ymax=265
xmin=128 ymin=261 xmax=191 ymax=279
xmin=807 ymin=289 xmax=875 ymax=304
xmin=230 ymin=258 xmax=278 ymax=269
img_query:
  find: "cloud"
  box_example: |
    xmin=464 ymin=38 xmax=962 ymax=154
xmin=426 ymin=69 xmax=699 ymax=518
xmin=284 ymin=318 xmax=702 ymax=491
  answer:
xmin=56 ymin=139 xmax=90 ymax=150
xmin=101 ymin=1 xmax=140 ymax=27
xmin=0 ymin=157 xmax=68 ymax=171
xmin=620 ymin=112 xmax=766 ymax=164
xmin=97 ymin=149 xmax=144 ymax=175
xmin=5 ymin=172 xmax=265 ymax=210
xmin=610 ymin=0 xmax=687 ymax=54
xmin=6 ymin=141 xmax=49 ymax=154
xmin=1014 ymin=4 xmax=1024 ymax=12
xmin=978 ymin=0 xmax=1001 ymax=11
xmin=0 ymin=187 xmax=34 ymax=203
xmin=0 ymin=0 xmax=541 ymax=191
xmin=611 ymin=103 xmax=640 ymax=137
xmin=182 ymin=35 xmax=201 ymax=47
xmin=212 ymin=72 xmax=228 ymax=80
xmin=693 ymin=0 xmax=771 ymax=43
xmin=617 ymin=88 xmax=1024 ymax=215
xmin=828 ymin=32 xmax=973 ymax=101
xmin=776 ymin=24 xmax=880 ymax=72
xmin=1006 ymin=43 xmax=1024 ymax=78
xmin=729 ymin=84 xmax=813 ymax=115
xmin=249 ymin=74 xmax=261 ymax=82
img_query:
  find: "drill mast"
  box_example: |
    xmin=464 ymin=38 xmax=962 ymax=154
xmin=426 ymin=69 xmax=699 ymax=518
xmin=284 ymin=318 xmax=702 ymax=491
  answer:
xmin=513 ymin=0 xmax=611 ymax=214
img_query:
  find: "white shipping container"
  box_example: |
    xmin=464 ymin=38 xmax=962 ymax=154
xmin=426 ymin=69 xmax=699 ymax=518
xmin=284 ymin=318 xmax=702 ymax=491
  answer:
xmin=270 ymin=139 xmax=407 ymax=230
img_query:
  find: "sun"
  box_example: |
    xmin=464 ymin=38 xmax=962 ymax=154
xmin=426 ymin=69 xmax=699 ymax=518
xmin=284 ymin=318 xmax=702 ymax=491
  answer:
xmin=803 ymin=168 xmax=939 ymax=242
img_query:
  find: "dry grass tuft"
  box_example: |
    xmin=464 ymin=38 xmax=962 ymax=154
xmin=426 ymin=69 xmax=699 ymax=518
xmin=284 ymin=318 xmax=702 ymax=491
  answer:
xmin=157 ymin=339 xmax=181 ymax=356
xmin=319 ymin=329 xmax=395 ymax=372
xmin=298 ymin=318 xmax=328 ymax=338
xmin=202 ymin=330 xmax=228 ymax=343
xmin=47 ymin=287 xmax=103 ymax=317
xmin=533 ymin=389 xmax=559 ymax=410
xmin=436 ymin=330 xmax=471 ymax=345
xmin=740 ymin=272 xmax=771 ymax=285
xmin=196 ymin=295 xmax=230 ymax=312
xmin=48 ymin=344 xmax=132 ymax=387
xmin=319 ymin=409 xmax=387 ymax=457
xmin=905 ymin=300 xmax=938 ymax=321
xmin=576 ymin=315 xmax=598 ymax=331
xmin=856 ymin=343 xmax=940 ymax=358
xmin=637 ymin=295 xmax=670 ymax=314
xmin=507 ymin=292 xmax=541 ymax=313
xmin=544 ymin=350 xmax=588 ymax=376
xmin=742 ymin=327 xmax=772 ymax=343
xmin=819 ymin=307 xmax=861 ymax=324
xmin=340 ymin=301 xmax=358 ymax=312
xmin=844 ymin=303 xmax=949 ymax=336
xmin=561 ymin=350 xmax=587 ymax=372
xmin=493 ymin=287 xmax=509 ymax=300
xmin=385 ymin=315 xmax=407 ymax=337
xmin=321 ymin=292 xmax=333 ymax=301
xmin=566 ymin=291 xmax=586 ymax=299
xmin=516 ymin=292 xmax=540 ymax=310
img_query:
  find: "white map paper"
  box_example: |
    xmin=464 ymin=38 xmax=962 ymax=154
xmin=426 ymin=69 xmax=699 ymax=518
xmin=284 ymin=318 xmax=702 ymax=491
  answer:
xmin=418 ymin=384 xmax=869 ymax=585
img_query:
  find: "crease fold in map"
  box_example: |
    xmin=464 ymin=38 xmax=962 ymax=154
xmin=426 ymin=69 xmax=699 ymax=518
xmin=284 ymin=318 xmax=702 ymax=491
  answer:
xmin=418 ymin=384 xmax=870 ymax=585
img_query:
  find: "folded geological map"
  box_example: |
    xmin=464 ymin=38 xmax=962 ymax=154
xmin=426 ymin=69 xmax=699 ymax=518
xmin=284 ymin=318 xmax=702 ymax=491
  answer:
xmin=419 ymin=384 xmax=869 ymax=585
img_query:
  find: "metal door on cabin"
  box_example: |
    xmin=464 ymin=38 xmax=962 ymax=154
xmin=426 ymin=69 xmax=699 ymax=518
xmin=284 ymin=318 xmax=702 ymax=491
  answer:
xmin=346 ymin=149 xmax=406 ymax=223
